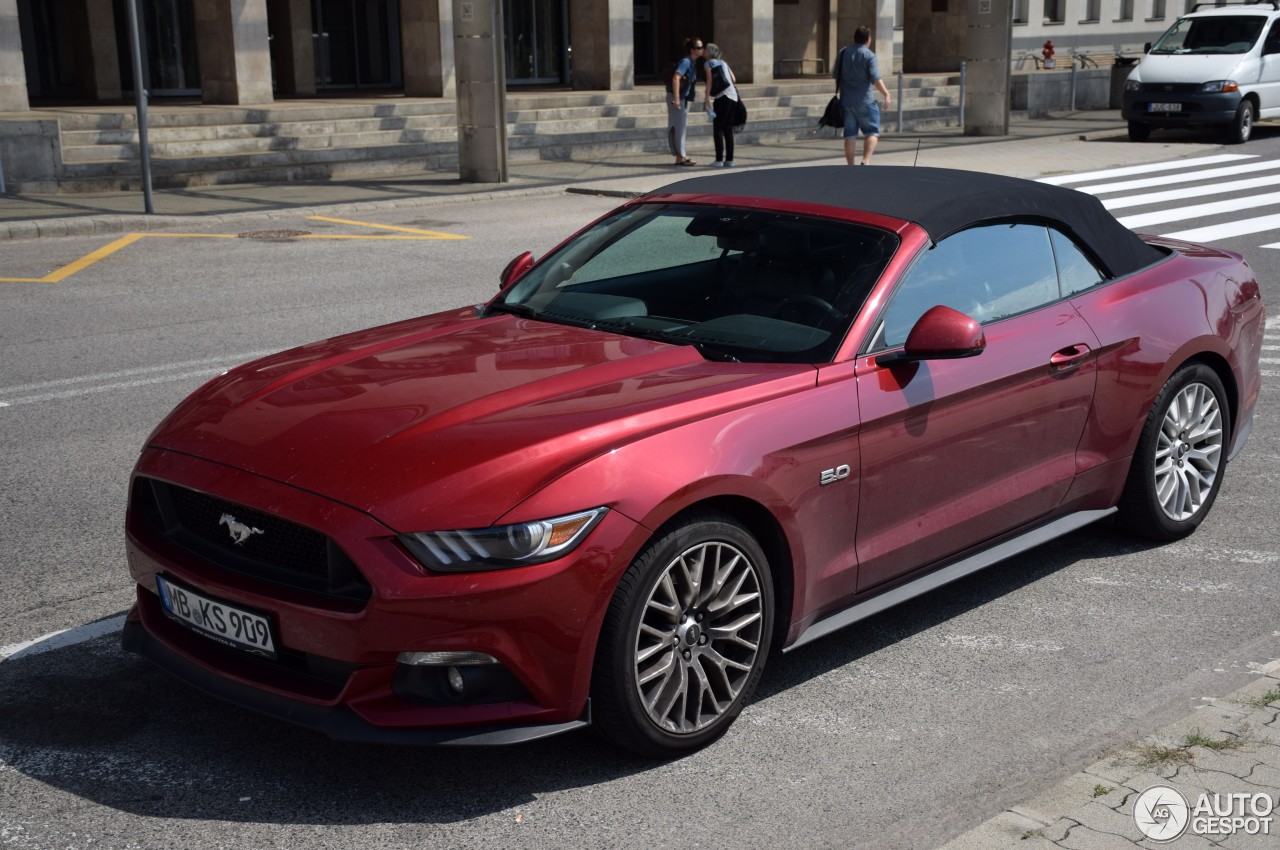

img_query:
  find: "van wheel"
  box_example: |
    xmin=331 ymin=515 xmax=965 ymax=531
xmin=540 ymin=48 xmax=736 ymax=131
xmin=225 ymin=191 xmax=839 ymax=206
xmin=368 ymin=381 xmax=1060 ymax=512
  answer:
xmin=1127 ymin=121 xmax=1151 ymax=142
xmin=1227 ymin=100 xmax=1254 ymax=144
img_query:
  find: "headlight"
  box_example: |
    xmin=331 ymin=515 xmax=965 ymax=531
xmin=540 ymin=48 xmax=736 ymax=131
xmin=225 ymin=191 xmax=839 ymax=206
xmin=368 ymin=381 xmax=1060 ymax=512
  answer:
xmin=1124 ymin=79 xmax=1141 ymax=92
xmin=399 ymin=507 xmax=608 ymax=571
xmin=1200 ymin=80 xmax=1239 ymax=92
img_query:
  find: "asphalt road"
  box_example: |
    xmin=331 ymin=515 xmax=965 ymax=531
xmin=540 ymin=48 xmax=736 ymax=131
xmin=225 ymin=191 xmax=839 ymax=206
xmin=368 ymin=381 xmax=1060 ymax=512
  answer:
xmin=1 ymin=142 xmax=1278 ymax=850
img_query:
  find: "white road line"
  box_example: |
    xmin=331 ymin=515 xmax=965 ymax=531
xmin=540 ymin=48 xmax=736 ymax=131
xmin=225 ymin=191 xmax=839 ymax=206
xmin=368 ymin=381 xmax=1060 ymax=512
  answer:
xmin=0 ymin=367 xmax=230 ymax=407
xmin=1117 ymin=190 xmax=1280 ymax=230
xmin=0 ymin=614 xmax=126 ymax=663
xmin=1261 ymin=357 xmax=1280 ymax=364
xmin=1268 ymin=316 xmax=1279 ymax=329
xmin=1161 ymin=211 xmax=1280 ymax=243
xmin=0 ymin=349 xmax=277 ymax=396
xmin=1102 ymin=172 xmax=1280 ymax=211
xmin=1035 ymin=154 xmax=1255 ymax=185
xmin=1073 ymin=160 xmax=1280 ymax=196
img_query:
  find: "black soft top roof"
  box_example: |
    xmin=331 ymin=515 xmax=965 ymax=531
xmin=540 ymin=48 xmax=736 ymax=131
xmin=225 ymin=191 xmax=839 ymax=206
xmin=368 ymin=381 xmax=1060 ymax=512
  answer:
xmin=654 ymin=165 xmax=1164 ymax=278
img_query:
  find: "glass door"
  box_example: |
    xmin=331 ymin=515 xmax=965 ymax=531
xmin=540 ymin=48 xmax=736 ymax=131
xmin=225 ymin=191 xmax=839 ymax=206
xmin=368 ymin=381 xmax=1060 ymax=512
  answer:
xmin=312 ymin=0 xmax=403 ymax=90
xmin=504 ymin=0 xmax=567 ymax=85
xmin=111 ymin=0 xmax=201 ymax=96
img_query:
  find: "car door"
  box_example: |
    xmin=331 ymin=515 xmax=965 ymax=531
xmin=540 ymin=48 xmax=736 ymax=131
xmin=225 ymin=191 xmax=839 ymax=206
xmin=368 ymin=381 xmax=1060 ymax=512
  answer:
xmin=853 ymin=223 xmax=1101 ymax=592
xmin=1257 ymin=19 xmax=1280 ymax=115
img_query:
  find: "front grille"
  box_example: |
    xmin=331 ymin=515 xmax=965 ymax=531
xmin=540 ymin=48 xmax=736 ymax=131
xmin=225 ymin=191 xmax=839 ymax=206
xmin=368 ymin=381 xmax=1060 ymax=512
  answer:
xmin=134 ymin=478 xmax=371 ymax=604
xmin=1138 ymin=83 xmax=1203 ymax=93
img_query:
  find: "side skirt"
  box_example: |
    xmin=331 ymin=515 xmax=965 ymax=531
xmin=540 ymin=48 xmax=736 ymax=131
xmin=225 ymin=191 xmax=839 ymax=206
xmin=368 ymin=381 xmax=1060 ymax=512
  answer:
xmin=785 ymin=508 xmax=1117 ymax=652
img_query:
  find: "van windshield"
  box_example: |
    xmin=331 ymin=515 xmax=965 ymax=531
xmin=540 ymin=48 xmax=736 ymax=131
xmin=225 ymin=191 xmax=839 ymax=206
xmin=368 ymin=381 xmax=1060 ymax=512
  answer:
xmin=1150 ymin=15 xmax=1266 ymax=54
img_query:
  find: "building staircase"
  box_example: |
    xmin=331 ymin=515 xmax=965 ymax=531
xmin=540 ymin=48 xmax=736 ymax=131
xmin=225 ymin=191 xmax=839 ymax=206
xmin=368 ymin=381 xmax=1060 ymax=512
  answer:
xmin=8 ymin=76 xmax=965 ymax=193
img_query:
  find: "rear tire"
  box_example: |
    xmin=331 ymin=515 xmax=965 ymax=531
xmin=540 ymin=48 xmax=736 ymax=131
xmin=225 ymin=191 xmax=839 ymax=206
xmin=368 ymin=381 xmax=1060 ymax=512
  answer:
xmin=1117 ymin=364 xmax=1230 ymax=541
xmin=1128 ymin=121 xmax=1151 ymax=142
xmin=1227 ymin=99 xmax=1254 ymax=144
xmin=591 ymin=512 xmax=774 ymax=757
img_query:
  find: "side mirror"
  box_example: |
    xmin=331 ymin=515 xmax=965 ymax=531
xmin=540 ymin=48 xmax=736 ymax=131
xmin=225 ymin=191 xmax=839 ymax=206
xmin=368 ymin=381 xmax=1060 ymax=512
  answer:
xmin=499 ymin=251 xmax=535 ymax=290
xmin=875 ymin=305 xmax=986 ymax=367
xmin=1143 ymin=42 xmax=1152 ymax=54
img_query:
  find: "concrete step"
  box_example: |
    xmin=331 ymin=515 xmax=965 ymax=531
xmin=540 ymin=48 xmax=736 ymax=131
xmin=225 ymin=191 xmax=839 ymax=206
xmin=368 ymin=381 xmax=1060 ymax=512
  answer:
xmin=42 ymin=78 xmax=967 ymax=191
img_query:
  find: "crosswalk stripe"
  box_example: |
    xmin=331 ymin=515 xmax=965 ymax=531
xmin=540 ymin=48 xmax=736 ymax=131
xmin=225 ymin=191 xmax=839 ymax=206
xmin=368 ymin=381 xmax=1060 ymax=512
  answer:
xmin=1161 ymin=211 xmax=1280 ymax=242
xmin=1035 ymin=154 xmax=1255 ymax=186
xmin=1102 ymin=172 xmax=1280 ymax=211
xmin=1073 ymin=159 xmax=1280 ymax=196
xmin=1117 ymin=190 xmax=1280 ymax=229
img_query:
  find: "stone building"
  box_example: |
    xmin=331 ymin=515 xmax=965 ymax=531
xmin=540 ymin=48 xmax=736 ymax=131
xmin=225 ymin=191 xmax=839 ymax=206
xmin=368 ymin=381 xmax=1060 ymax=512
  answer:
xmin=1 ymin=0 xmax=1177 ymax=114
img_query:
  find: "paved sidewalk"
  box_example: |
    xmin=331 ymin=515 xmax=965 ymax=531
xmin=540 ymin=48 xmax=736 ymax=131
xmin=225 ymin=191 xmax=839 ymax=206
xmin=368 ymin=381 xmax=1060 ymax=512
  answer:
xmin=0 ymin=110 xmax=1221 ymax=241
xmin=940 ymin=663 xmax=1280 ymax=849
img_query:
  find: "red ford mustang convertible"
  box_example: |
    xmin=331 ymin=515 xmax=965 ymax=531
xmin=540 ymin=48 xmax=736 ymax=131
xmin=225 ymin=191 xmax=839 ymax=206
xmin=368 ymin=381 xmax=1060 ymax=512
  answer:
xmin=123 ymin=166 xmax=1265 ymax=755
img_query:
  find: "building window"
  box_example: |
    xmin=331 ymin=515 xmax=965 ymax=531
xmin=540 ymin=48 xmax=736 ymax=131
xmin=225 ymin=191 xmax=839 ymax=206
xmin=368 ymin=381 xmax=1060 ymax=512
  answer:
xmin=1046 ymin=0 xmax=1066 ymax=23
xmin=1085 ymin=0 xmax=1100 ymax=20
xmin=1118 ymin=0 xmax=1134 ymax=19
xmin=1014 ymin=0 xmax=1028 ymax=23
xmin=1151 ymin=0 xmax=1166 ymax=18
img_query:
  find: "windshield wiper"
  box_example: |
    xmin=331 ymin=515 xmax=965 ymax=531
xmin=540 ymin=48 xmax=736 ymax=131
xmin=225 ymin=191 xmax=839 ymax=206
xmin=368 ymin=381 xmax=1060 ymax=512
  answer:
xmin=486 ymin=302 xmax=541 ymax=320
xmin=591 ymin=318 xmax=741 ymax=362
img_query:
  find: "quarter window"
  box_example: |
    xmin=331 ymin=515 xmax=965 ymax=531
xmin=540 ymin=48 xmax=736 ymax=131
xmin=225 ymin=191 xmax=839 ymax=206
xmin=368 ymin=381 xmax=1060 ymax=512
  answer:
xmin=1050 ymin=229 xmax=1105 ymax=296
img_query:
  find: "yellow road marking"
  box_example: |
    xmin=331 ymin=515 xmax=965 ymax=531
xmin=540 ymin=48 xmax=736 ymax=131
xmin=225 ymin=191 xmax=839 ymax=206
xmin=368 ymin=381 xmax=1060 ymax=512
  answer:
xmin=306 ymin=215 xmax=470 ymax=239
xmin=1 ymin=219 xmax=468 ymax=285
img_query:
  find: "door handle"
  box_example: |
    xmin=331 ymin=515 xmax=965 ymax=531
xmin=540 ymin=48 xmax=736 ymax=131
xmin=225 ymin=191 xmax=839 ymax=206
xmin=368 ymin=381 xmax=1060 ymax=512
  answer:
xmin=1049 ymin=344 xmax=1092 ymax=370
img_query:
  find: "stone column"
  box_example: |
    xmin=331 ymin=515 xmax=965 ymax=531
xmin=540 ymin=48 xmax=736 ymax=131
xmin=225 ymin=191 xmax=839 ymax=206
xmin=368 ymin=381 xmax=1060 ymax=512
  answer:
xmin=85 ymin=0 xmax=122 ymax=100
xmin=715 ymin=0 xmax=771 ymax=84
xmin=194 ymin=0 xmax=274 ymax=104
xmin=567 ymin=0 xmax=632 ymax=90
xmin=835 ymin=0 xmax=885 ymax=74
xmin=403 ymin=0 xmax=454 ymax=96
xmin=0 ymin=0 xmax=29 ymax=111
xmin=268 ymin=0 xmax=315 ymax=96
xmin=454 ymin=0 xmax=506 ymax=182
xmin=964 ymin=0 xmax=1011 ymax=135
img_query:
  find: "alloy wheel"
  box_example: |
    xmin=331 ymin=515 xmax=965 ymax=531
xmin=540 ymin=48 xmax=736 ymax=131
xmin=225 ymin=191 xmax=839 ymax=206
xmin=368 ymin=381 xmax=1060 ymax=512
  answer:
xmin=632 ymin=540 xmax=764 ymax=735
xmin=1153 ymin=381 xmax=1224 ymax=521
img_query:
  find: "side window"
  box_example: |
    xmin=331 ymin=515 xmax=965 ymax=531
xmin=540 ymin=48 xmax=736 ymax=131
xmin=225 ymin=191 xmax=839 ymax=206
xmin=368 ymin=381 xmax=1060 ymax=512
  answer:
xmin=1050 ymin=229 xmax=1106 ymax=296
xmin=876 ymin=224 xmax=1060 ymax=349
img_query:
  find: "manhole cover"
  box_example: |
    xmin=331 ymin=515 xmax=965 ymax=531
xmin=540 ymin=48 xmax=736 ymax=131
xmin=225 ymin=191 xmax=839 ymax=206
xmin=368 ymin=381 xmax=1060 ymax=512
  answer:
xmin=237 ymin=229 xmax=311 ymax=241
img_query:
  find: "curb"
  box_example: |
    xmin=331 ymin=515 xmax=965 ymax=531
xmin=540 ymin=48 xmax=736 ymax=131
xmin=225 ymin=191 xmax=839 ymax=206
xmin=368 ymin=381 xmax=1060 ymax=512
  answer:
xmin=938 ymin=659 xmax=1280 ymax=849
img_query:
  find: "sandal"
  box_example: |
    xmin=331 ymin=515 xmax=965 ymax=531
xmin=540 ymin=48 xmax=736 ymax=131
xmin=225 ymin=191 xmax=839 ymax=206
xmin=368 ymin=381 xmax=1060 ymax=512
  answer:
xmin=677 ymin=158 xmax=697 ymax=166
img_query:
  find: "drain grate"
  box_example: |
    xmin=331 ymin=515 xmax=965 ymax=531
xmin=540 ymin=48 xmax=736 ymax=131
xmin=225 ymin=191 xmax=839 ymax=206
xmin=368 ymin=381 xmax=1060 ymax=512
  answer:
xmin=237 ymin=229 xmax=312 ymax=241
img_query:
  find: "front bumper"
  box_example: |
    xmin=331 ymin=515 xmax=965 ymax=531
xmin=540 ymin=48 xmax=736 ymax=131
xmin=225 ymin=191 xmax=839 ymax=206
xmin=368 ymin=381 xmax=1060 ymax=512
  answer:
xmin=123 ymin=447 xmax=643 ymax=743
xmin=121 ymin=614 xmax=590 ymax=745
xmin=1122 ymin=89 xmax=1243 ymax=126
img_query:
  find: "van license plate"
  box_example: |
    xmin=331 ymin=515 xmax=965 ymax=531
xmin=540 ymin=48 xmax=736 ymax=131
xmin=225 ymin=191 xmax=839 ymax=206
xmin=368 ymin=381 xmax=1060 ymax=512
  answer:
xmin=156 ymin=575 xmax=277 ymax=658
xmin=1148 ymin=102 xmax=1181 ymax=112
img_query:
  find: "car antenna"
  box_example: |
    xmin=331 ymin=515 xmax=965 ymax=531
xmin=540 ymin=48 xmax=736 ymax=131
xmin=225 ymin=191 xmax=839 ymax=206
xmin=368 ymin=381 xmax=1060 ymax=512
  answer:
xmin=914 ymin=138 xmax=922 ymax=166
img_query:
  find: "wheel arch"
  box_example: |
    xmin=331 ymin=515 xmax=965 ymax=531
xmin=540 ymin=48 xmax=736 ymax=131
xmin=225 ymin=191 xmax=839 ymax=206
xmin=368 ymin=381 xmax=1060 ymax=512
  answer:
xmin=1172 ymin=350 xmax=1239 ymax=437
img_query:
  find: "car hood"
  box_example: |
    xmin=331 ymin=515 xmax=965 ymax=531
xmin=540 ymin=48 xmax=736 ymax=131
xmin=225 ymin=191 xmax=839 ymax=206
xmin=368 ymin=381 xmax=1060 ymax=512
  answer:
xmin=149 ymin=309 xmax=815 ymax=531
xmin=1132 ymin=53 xmax=1250 ymax=84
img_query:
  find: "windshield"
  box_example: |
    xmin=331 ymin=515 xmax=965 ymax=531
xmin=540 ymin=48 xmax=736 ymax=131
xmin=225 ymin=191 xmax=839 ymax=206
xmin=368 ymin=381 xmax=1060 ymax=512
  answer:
xmin=1149 ymin=15 xmax=1266 ymax=54
xmin=491 ymin=203 xmax=898 ymax=363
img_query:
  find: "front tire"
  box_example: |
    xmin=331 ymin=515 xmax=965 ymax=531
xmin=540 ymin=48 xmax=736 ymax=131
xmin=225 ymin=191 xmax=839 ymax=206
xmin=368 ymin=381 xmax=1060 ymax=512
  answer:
xmin=1228 ymin=99 xmax=1255 ymax=144
xmin=1118 ymin=364 xmax=1230 ymax=541
xmin=1128 ymin=121 xmax=1151 ymax=142
xmin=591 ymin=512 xmax=774 ymax=756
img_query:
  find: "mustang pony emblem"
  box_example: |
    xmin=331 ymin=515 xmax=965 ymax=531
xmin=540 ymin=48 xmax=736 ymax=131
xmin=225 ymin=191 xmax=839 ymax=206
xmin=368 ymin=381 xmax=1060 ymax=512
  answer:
xmin=219 ymin=513 xmax=264 ymax=545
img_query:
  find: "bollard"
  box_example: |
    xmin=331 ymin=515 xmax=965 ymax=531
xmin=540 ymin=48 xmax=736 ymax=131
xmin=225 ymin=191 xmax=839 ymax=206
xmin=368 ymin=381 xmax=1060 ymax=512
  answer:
xmin=897 ymin=71 xmax=904 ymax=133
xmin=0 ymin=155 xmax=5 ymax=195
xmin=1070 ymin=56 xmax=1078 ymax=111
xmin=959 ymin=61 xmax=966 ymax=128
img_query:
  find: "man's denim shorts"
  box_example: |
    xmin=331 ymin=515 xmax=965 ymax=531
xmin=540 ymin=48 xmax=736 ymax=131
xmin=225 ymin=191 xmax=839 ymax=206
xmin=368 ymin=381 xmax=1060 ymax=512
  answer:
xmin=842 ymin=100 xmax=881 ymax=138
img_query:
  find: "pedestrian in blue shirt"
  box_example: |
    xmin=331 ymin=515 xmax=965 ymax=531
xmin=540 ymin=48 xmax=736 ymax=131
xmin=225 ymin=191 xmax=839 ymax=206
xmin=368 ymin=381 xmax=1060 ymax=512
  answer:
xmin=835 ymin=27 xmax=892 ymax=165
xmin=669 ymin=38 xmax=703 ymax=166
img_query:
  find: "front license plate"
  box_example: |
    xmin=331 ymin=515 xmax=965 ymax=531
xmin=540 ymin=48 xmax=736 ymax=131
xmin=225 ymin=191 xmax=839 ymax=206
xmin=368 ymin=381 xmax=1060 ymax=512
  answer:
xmin=156 ymin=575 xmax=277 ymax=658
xmin=1148 ymin=102 xmax=1181 ymax=112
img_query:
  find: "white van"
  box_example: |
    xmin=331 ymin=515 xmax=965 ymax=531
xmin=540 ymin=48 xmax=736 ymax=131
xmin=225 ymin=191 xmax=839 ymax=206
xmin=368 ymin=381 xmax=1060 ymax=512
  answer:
xmin=1122 ymin=2 xmax=1280 ymax=143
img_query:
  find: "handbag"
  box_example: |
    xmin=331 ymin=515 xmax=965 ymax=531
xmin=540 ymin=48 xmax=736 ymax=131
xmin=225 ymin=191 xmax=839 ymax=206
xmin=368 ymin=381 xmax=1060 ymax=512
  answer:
xmin=818 ymin=95 xmax=844 ymax=130
xmin=710 ymin=63 xmax=732 ymax=97
xmin=732 ymin=99 xmax=747 ymax=132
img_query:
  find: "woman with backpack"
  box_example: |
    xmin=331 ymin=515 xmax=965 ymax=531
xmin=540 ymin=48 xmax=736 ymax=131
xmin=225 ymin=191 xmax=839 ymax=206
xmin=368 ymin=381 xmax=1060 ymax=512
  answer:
xmin=701 ymin=44 xmax=740 ymax=167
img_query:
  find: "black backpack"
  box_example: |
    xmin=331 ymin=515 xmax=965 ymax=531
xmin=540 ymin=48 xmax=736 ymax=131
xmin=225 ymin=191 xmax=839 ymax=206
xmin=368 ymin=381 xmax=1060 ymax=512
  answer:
xmin=662 ymin=61 xmax=678 ymax=93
